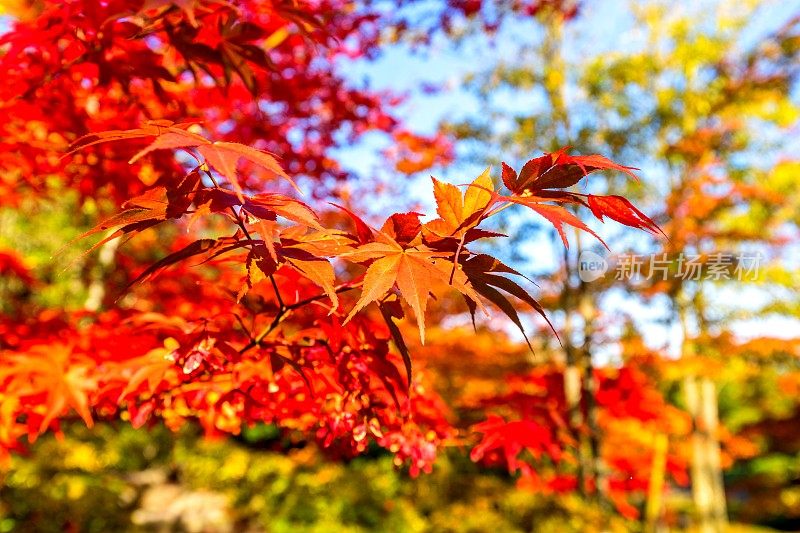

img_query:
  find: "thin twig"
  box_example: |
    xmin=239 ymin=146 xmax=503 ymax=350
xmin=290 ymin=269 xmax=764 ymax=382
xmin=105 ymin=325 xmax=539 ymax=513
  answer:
xmin=270 ymin=274 xmax=285 ymax=310
xmin=238 ymin=282 xmax=361 ymax=355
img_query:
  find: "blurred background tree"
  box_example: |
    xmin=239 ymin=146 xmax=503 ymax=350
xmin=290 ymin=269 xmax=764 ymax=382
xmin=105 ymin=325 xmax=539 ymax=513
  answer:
xmin=438 ymin=1 xmax=800 ymax=530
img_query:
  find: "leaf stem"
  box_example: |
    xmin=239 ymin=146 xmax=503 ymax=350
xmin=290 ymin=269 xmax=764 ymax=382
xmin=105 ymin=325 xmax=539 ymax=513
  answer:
xmin=449 ymin=234 xmax=466 ymax=285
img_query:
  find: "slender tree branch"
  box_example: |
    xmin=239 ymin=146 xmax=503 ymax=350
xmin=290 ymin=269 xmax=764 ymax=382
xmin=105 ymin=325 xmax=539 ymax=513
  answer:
xmin=238 ymin=282 xmax=360 ymax=355
xmin=232 ymin=313 xmax=252 ymax=340
xmin=270 ymin=274 xmax=285 ymax=310
xmin=286 ymin=282 xmax=360 ymax=311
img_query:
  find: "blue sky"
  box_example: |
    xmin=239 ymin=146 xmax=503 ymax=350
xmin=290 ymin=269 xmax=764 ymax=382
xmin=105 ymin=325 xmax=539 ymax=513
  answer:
xmin=334 ymin=0 xmax=800 ymax=172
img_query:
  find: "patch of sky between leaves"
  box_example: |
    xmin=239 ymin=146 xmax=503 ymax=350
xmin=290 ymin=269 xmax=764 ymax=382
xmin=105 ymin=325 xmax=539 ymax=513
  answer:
xmin=0 ymin=15 xmax=12 ymax=35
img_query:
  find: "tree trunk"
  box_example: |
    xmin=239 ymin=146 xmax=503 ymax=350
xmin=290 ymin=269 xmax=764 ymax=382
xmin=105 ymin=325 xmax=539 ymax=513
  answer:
xmin=680 ymin=292 xmax=727 ymax=532
xmin=578 ymin=284 xmax=604 ymax=501
xmin=687 ymin=376 xmax=727 ymax=531
xmin=645 ymin=432 xmax=668 ymax=532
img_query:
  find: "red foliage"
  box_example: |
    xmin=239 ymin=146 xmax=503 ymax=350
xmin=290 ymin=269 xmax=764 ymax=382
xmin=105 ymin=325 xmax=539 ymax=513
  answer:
xmin=469 ymin=365 xmax=691 ymax=517
xmin=0 ymin=0 xmax=679 ymax=515
xmin=0 ymin=250 xmax=35 ymax=285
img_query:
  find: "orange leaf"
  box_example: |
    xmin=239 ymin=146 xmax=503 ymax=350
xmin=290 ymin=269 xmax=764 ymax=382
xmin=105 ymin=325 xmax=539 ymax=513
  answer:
xmin=427 ymin=168 xmax=495 ymax=237
xmin=128 ymin=130 xmax=210 ymax=163
xmin=343 ymin=235 xmax=478 ymax=343
xmin=281 ymin=247 xmax=339 ymax=311
xmin=197 ymin=142 xmax=298 ymax=202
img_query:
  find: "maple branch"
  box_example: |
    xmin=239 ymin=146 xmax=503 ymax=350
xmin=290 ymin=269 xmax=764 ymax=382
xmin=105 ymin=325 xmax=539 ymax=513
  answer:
xmin=233 ymin=313 xmax=253 ymax=340
xmin=202 ymin=166 xmax=257 ymax=240
xmin=285 ymin=282 xmax=361 ymax=311
xmin=238 ymin=282 xmax=360 ymax=355
xmin=270 ymin=274 xmax=286 ymax=310
xmin=240 ymin=307 xmax=291 ymax=355
xmin=202 ymin=167 xmax=291 ymax=316
xmin=204 ymin=163 xmax=289 ymax=346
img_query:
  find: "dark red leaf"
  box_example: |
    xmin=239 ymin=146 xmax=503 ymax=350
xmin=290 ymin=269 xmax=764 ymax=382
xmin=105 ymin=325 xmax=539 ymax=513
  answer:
xmin=587 ymin=195 xmax=663 ymax=236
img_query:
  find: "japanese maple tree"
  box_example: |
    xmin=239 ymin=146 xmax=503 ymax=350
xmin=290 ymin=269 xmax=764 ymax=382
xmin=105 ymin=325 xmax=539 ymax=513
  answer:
xmin=0 ymin=0 xmax=662 ymax=495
